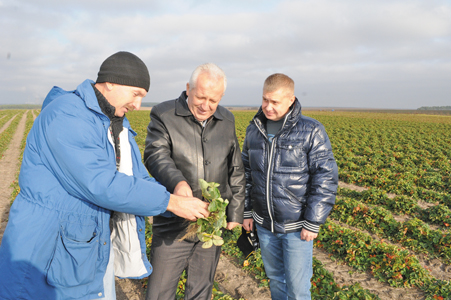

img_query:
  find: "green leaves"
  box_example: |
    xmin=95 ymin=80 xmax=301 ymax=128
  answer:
xmin=193 ymin=179 xmax=229 ymax=249
xmin=199 ymin=178 xmax=210 ymax=192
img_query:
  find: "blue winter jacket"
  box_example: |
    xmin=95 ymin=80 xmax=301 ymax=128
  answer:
xmin=242 ymin=99 xmax=338 ymax=234
xmin=0 ymin=79 xmax=170 ymax=300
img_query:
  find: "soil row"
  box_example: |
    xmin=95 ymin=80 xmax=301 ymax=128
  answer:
xmin=0 ymin=111 xmax=28 ymax=243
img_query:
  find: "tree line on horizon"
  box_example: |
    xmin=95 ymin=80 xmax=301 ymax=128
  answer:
xmin=417 ymin=106 xmax=451 ymax=110
xmin=0 ymin=104 xmax=42 ymax=109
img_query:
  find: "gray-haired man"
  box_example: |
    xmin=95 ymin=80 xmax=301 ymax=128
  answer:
xmin=144 ymin=63 xmax=245 ymax=300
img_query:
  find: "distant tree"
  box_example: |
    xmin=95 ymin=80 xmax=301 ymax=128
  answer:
xmin=0 ymin=104 xmax=42 ymax=109
xmin=417 ymin=106 xmax=451 ymax=111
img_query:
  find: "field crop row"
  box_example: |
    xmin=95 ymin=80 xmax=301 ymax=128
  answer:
xmin=330 ymin=195 xmax=451 ymax=263
xmin=338 ymin=187 xmax=451 ymax=231
xmin=306 ymin=112 xmax=451 ymax=205
xmin=10 ymin=110 xmax=35 ymax=203
xmin=0 ymin=111 xmax=24 ymax=158
xmin=232 ymin=110 xmax=451 ymax=299
xmin=0 ymin=110 xmax=19 ymax=129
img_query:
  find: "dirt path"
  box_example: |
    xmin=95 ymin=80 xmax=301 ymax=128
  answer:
xmin=114 ymin=224 xmax=272 ymax=300
xmin=215 ymin=256 xmax=271 ymax=300
xmin=114 ymin=253 xmax=272 ymax=300
xmin=0 ymin=111 xmax=27 ymax=244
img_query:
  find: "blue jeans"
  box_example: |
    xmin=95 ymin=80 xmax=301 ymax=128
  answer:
xmin=256 ymin=224 xmax=313 ymax=300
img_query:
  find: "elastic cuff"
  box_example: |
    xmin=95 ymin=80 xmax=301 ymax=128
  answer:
xmin=303 ymin=221 xmax=320 ymax=233
xmin=243 ymin=211 xmax=253 ymax=219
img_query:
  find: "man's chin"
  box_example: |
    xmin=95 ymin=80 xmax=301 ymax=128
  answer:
xmin=263 ymin=112 xmax=275 ymax=120
xmin=195 ymin=113 xmax=210 ymax=122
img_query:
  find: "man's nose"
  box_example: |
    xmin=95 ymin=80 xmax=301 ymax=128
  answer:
xmin=133 ymin=98 xmax=142 ymax=111
xmin=200 ymin=101 xmax=209 ymax=110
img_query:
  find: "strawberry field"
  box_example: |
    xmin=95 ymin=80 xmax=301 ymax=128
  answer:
xmin=2 ymin=108 xmax=450 ymax=300
xmin=129 ymin=109 xmax=451 ymax=300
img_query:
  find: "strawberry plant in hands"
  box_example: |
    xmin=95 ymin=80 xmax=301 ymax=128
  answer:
xmin=182 ymin=179 xmax=229 ymax=248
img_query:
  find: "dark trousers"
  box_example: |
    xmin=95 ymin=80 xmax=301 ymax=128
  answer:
xmin=145 ymin=234 xmax=222 ymax=300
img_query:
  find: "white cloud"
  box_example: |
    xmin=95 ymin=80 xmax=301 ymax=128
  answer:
xmin=0 ymin=0 xmax=450 ymax=108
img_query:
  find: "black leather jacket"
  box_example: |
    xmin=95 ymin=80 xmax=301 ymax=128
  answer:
xmin=144 ymin=91 xmax=245 ymax=237
xmin=242 ymin=99 xmax=338 ymax=234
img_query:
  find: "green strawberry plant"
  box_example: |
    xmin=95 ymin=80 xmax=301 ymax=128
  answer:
xmin=182 ymin=179 xmax=229 ymax=248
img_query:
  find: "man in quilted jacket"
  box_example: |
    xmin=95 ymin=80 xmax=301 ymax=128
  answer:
xmin=242 ymin=73 xmax=338 ymax=300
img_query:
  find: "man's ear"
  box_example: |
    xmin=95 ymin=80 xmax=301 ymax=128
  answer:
xmin=106 ymin=82 xmax=114 ymax=91
xmin=186 ymin=83 xmax=190 ymax=97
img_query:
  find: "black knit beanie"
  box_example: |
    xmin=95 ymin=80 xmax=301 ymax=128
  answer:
xmin=96 ymin=51 xmax=150 ymax=91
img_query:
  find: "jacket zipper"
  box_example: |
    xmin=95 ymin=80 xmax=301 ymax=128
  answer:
xmin=200 ymin=118 xmax=212 ymax=182
xmin=266 ymin=139 xmax=276 ymax=232
xmin=254 ymin=111 xmax=291 ymax=233
xmin=254 ymin=119 xmax=278 ymax=232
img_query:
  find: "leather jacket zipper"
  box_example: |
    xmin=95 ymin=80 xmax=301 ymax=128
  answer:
xmin=199 ymin=117 xmax=212 ymax=183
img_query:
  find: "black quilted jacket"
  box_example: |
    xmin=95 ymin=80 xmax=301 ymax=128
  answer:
xmin=242 ymin=99 xmax=338 ymax=234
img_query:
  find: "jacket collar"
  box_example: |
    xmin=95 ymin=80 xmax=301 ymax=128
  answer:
xmin=73 ymin=79 xmax=133 ymax=132
xmin=71 ymin=79 xmax=106 ymax=117
xmin=175 ymin=91 xmax=224 ymax=121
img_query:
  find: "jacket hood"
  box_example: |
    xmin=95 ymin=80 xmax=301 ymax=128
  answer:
xmin=40 ymin=79 xmax=136 ymax=131
xmin=41 ymin=80 xmax=103 ymax=116
xmin=42 ymin=86 xmax=71 ymax=110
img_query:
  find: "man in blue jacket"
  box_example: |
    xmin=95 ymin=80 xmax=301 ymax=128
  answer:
xmin=0 ymin=51 xmax=209 ymax=300
xmin=242 ymin=73 xmax=338 ymax=300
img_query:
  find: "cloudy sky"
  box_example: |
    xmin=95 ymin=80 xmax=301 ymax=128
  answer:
xmin=1 ymin=0 xmax=450 ymax=109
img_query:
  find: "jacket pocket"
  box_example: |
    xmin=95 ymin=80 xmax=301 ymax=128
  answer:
xmin=276 ymin=140 xmax=307 ymax=171
xmin=46 ymin=226 xmax=99 ymax=288
xmin=283 ymin=187 xmax=305 ymax=207
xmin=280 ymin=187 xmax=305 ymax=221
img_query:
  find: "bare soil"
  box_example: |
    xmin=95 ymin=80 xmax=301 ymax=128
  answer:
xmin=0 ymin=112 xmax=27 ymax=243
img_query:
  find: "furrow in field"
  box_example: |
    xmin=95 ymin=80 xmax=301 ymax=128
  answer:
xmin=0 ymin=111 xmax=28 ymax=244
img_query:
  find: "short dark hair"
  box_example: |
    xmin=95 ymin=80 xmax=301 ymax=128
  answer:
xmin=263 ymin=73 xmax=294 ymax=94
